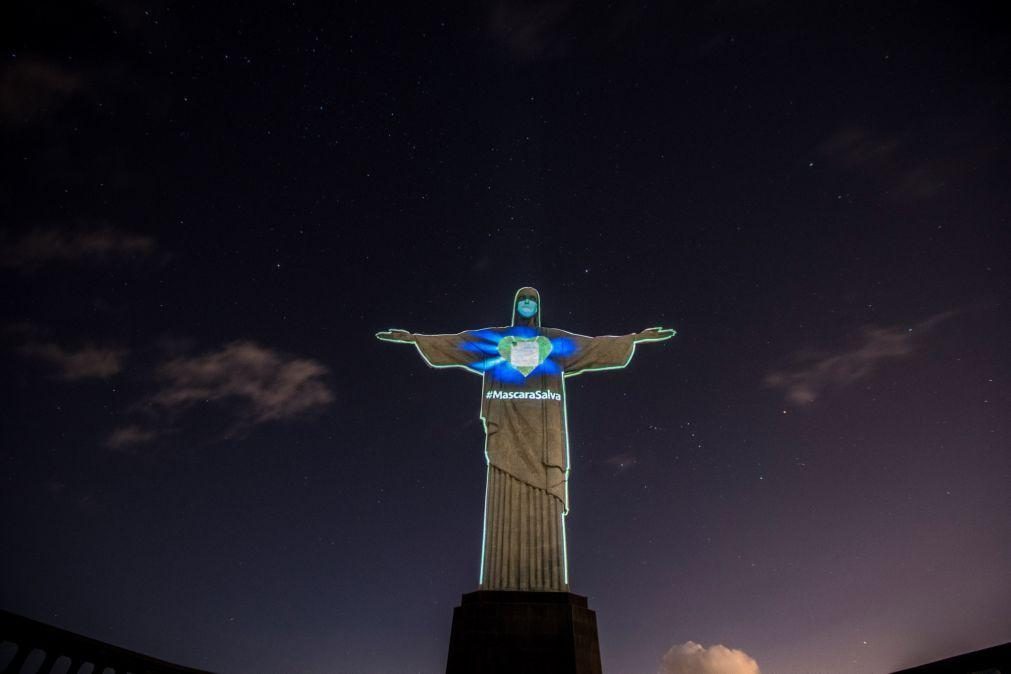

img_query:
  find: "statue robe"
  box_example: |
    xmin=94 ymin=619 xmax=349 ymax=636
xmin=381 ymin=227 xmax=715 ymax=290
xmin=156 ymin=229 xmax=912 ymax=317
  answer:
xmin=411 ymin=326 xmax=640 ymax=591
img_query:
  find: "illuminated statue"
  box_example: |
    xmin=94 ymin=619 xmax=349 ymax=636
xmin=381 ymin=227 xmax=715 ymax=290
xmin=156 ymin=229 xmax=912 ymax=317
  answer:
xmin=377 ymin=287 xmax=674 ymax=591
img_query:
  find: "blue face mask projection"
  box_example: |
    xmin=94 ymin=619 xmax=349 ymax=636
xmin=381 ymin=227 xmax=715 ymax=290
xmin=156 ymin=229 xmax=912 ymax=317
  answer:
xmin=376 ymin=286 xmax=675 ymax=592
xmin=516 ymin=298 xmax=538 ymax=318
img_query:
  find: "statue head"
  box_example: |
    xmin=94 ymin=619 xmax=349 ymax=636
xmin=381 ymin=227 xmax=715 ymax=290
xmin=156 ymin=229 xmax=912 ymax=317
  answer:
xmin=512 ymin=287 xmax=541 ymax=327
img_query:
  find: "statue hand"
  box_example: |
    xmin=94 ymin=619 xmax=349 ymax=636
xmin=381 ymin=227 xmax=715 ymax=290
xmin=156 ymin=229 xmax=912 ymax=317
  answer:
xmin=376 ymin=329 xmax=415 ymax=343
xmin=637 ymin=326 xmax=676 ymax=342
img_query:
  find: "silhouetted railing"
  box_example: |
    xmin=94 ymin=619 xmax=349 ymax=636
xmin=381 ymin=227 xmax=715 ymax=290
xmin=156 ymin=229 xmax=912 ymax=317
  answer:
xmin=890 ymin=642 xmax=1010 ymax=673
xmin=0 ymin=609 xmax=214 ymax=674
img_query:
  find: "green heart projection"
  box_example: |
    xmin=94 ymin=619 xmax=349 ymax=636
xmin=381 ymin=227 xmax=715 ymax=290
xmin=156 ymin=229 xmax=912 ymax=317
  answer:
xmin=497 ymin=335 xmax=553 ymax=377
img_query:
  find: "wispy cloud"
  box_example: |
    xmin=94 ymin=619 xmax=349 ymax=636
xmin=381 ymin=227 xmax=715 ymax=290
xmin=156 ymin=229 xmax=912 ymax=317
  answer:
xmin=0 ymin=59 xmax=88 ymax=125
xmin=111 ymin=341 xmax=335 ymax=447
xmin=152 ymin=341 xmax=334 ymax=423
xmin=765 ymin=312 xmax=954 ymax=405
xmin=816 ymin=123 xmax=990 ymax=203
xmin=487 ymin=1 xmax=576 ymax=62
xmin=603 ymin=451 xmax=638 ymax=473
xmin=19 ymin=341 xmax=126 ymax=380
xmin=660 ymin=641 xmax=761 ymax=674
xmin=10 ymin=330 xmax=333 ymax=448
xmin=105 ymin=424 xmax=160 ymax=450
xmin=0 ymin=225 xmax=155 ymax=270
xmin=818 ymin=127 xmax=945 ymax=200
xmin=482 ymin=0 xmax=643 ymax=63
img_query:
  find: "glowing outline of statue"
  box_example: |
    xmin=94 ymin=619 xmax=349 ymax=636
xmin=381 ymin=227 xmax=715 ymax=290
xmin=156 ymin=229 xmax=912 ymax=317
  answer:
xmin=377 ymin=287 xmax=674 ymax=591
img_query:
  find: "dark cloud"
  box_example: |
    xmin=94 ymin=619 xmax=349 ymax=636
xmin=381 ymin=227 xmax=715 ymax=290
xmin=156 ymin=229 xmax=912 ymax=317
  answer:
xmin=93 ymin=0 xmax=170 ymax=38
xmin=105 ymin=424 xmax=160 ymax=450
xmin=19 ymin=341 xmax=126 ymax=380
xmin=486 ymin=1 xmax=576 ymax=62
xmin=151 ymin=341 xmax=334 ymax=425
xmin=765 ymin=312 xmax=955 ymax=405
xmin=603 ymin=451 xmax=638 ymax=473
xmin=12 ymin=336 xmax=333 ymax=448
xmin=0 ymin=225 xmax=156 ymax=270
xmin=1 ymin=1 xmax=170 ymax=127
xmin=660 ymin=641 xmax=761 ymax=674
xmin=816 ymin=123 xmax=992 ymax=203
xmin=0 ymin=58 xmax=89 ymax=125
xmin=482 ymin=0 xmax=643 ymax=62
xmin=105 ymin=341 xmax=334 ymax=447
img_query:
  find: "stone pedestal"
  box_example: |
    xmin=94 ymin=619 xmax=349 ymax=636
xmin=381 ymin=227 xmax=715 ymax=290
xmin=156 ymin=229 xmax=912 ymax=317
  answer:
xmin=445 ymin=590 xmax=602 ymax=674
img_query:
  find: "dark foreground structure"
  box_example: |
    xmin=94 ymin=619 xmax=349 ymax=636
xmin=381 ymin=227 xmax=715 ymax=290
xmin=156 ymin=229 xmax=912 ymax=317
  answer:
xmin=445 ymin=591 xmax=602 ymax=674
xmin=891 ymin=642 xmax=1011 ymax=674
xmin=0 ymin=609 xmax=213 ymax=674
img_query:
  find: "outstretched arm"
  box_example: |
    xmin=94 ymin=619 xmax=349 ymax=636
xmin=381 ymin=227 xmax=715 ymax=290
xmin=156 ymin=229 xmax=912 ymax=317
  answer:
xmin=559 ymin=326 xmax=676 ymax=376
xmin=375 ymin=328 xmax=481 ymax=372
xmin=376 ymin=329 xmax=415 ymax=343
xmin=635 ymin=326 xmax=677 ymax=342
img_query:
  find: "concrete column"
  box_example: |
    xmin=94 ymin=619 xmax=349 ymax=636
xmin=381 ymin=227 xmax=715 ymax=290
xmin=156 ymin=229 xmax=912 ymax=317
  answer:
xmin=36 ymin=650 xmax=58 ymax=674
xmin=3 ymin=644 xmax=30 ymax=674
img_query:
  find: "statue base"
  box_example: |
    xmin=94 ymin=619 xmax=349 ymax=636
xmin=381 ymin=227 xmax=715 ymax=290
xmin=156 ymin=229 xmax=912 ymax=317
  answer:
xmin=445 ymin=590 xmax=602 ymax=674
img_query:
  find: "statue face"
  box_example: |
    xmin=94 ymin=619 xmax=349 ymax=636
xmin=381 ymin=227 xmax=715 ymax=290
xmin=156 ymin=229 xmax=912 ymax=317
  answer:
xmin=516 ymin=298 xmax=538 ymax=318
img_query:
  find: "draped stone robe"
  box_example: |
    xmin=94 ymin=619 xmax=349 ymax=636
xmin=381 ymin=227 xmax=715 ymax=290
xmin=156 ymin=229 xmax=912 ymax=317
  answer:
xmin=410 ymin=326 xmax=641 ymax=591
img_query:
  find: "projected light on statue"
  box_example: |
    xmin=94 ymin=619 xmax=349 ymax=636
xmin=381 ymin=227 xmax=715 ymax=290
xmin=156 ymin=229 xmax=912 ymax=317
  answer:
xmin=377 ymin=287 xmax=675 ymax=591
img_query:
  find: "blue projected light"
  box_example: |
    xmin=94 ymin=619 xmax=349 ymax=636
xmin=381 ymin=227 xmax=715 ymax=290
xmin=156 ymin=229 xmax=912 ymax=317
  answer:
xmin=460 ymin=329 xmax=575 ymax=382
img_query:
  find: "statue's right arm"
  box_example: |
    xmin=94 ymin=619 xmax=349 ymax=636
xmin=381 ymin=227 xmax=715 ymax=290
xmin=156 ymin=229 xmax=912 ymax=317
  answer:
xmin=377 ymin=330 xmax=483 ymax=371
xmin=376 ymin=329 xmax=415 ymax=343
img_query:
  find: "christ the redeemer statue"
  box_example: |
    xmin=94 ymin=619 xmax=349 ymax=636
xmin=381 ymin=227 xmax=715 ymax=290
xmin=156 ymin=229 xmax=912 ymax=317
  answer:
xmin=377 ymin=287 xmax=674 ymax=592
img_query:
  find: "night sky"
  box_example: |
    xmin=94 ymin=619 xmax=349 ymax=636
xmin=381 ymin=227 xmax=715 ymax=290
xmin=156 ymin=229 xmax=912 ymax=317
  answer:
xmin=2 ymin=2 xmax=1009 ymax=673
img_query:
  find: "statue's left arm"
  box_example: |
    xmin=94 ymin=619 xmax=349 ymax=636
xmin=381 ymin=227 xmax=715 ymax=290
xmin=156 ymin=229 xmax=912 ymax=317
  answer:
xmin=559 ymin=327 xmax=675 ymax=376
